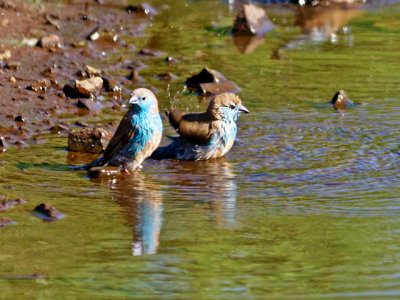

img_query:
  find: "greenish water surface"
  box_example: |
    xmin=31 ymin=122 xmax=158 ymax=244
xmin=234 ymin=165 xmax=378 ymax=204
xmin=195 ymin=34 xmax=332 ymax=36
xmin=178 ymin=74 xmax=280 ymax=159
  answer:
xmin=2 ymin=0 xmax=400 ymax=298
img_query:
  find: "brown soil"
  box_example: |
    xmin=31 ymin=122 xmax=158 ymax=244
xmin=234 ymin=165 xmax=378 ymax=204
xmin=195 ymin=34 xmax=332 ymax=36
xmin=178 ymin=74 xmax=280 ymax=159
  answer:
xmin=0 ymin=0 xmax=150 ymax=148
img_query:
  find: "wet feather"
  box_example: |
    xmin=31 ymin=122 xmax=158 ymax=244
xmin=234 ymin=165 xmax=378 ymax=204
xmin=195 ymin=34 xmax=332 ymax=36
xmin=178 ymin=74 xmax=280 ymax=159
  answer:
xmin=81 ymin=88 xmax=162 ymax=172
xmin=152 ymin=93 xmax=248 ymax=161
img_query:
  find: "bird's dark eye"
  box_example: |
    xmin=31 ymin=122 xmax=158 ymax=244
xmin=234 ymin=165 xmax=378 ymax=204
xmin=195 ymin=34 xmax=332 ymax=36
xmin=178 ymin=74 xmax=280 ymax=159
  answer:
xmin=142 ymin=96 xmax=146 ymax=101
xmin=229 ymin=105 xmax=235 ymax=109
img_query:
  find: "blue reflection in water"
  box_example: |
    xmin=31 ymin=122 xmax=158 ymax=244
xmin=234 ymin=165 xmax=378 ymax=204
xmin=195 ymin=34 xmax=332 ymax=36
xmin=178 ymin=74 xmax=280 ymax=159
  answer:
xmin=132 ymin=197 xmax=163 ymax=256
xmin=102 ymin=157 xmax=237 ymax=255
xmin=107 ymin=174 xmax=163 ymax=256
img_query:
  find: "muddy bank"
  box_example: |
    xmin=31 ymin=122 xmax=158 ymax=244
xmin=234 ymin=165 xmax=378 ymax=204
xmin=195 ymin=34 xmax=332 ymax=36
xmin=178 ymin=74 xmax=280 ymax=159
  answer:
xmin=0 ymin=0 xmax=158 ymax=148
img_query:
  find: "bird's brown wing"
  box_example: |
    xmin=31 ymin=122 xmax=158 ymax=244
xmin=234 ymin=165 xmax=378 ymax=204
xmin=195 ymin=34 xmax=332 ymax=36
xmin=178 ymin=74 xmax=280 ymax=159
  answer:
xmin=102 ymin=112 xmax=136 ymax=162
xmin=168 ymin=109 xmax=185 ymax=131
xmin=168 ymin=109 xmax=213 ymax=144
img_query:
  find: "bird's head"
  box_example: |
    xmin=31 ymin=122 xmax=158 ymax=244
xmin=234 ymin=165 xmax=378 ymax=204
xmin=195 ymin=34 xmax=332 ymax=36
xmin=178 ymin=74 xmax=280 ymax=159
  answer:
xmin=206 ymin=93 xmax=249 ymax=121
xmin=128 ymin=88 xmax=159 ymax=113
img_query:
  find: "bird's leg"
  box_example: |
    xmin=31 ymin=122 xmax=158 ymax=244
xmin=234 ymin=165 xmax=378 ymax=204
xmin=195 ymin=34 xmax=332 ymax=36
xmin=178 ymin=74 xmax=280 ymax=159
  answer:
xmin=122 ymin=167 xmax=131 ymax=174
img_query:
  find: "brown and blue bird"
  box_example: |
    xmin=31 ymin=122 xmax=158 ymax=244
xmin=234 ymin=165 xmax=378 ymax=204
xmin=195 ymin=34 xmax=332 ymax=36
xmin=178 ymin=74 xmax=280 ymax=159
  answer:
xmin=79 ymin=88 xmax=163 ymax=173
xmin=151 ymin=93 xmax=249 ymax=160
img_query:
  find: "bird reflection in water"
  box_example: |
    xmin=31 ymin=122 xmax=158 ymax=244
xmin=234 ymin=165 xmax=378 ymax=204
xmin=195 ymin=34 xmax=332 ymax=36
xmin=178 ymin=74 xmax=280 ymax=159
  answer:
xmin=232 ymin=35 xmax=265 ymax=54
xmin=165 ymin=157 xmax=238 ymax=228
xmin=207 ymin=158 xmax=237 ymax=227
xmin=91 ymin=173 xmax=163 ymax=256
xmin=295 ymin=5 xmax=362 ymax=43
xmin=75 ymin=157 xmax=237 ymax=254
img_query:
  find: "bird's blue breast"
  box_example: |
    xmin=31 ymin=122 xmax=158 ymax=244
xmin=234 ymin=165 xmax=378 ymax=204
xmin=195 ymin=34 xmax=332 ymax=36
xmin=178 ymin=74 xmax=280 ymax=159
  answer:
xmin=125 ymin=110 xmax=162 ymax=159
xmin=193 ymin=120 xmax=237 ymax=160
xmin=208 ymin=120 xmax=237 ymax=149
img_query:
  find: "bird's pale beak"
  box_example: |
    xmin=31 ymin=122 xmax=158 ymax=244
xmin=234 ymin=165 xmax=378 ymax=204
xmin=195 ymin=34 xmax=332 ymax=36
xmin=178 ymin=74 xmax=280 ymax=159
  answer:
xmin=129 ymin=94 xmax=139 ymax=104
xmin=239 ymin=105 xmax=249 ymax=113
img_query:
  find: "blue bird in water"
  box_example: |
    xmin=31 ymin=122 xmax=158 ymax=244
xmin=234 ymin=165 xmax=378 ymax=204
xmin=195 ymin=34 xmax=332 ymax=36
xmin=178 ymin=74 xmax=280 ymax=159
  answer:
xmin=81 ymin=88 xmax=163 ymax=173
xmin=151 ymin=93 xmax=249 ymax=161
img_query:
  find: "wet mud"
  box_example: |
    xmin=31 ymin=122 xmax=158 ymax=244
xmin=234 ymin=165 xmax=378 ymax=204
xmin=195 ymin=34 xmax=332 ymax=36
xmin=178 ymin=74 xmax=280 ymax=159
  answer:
xmin=0 ymin=0 xmax=160 ymax=149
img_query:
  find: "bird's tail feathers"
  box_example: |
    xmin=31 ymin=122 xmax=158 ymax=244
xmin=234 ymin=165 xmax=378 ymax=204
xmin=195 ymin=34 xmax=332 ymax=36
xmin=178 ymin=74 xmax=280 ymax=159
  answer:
xmin=80 ymin=157 xmax=106 ymax=170
xmin=70 ymin=165 xmax=85 ymax=170
xmin=150 ymin=138 xmax=180 ymax=160
xmin=166 ymin=135 xmax=179 ymax=141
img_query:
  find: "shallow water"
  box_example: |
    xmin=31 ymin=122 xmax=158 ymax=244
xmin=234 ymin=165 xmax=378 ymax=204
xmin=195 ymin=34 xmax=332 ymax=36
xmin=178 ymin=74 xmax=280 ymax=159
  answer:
xmin=2 ymin=0 xmax=400 ymax=298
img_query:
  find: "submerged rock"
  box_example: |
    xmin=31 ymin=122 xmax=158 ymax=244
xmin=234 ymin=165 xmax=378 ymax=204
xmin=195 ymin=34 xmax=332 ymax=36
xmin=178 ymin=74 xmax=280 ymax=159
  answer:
xmin=156 ymin=72 xmax=177 ymax=82
xmin=165 ymin=56 xmax=178 ymax=66
xmin=232 ymin=4 xmax=275 ymax=36
xmin=186 ymin=67 xmax=227 ymax=89
xmin=185 ymin=67 xmax=241 ymax=94
xmin=330 ymin=90 xmax=360 ymax=112
xmin=0 ymin=217 xmax=15 ymax=227
xmin=68 ymin=127 xmax=111 ymax=154
xmin=126 ymin=2 xmax=157 ymax=16
xmin=31 ymin=203 xmax=64 ymax=222
xmin=127 ymin=69 xmax=141 ymax=82
xmin=50 ymin=123 xmax=69 ymax=134
xmin=137 ymin=48 xmax=163 ymax=57
xmin=125 ymin=60 xmax=146 ymax=70
xmin=199 ymin=81 xmax=241 ymax=95
xmin=13 ymin=140 xmax=26 ymax=147
xmin=0 ymin=201 xmax=11 ymax=212
xmin=0 ymin=197 xmax=26 ymax=211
